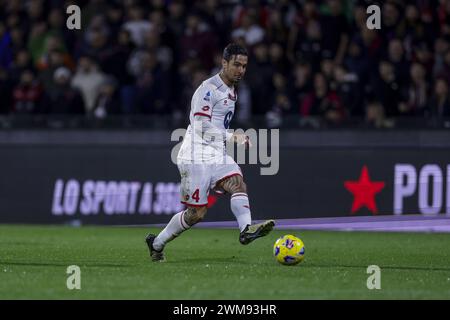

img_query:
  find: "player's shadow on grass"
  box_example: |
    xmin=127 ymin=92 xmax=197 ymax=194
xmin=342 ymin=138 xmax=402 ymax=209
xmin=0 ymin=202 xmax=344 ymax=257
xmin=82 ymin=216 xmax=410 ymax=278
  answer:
xmin=304 ymin=263 xmax=450 ymax=272
xmin=0 ymin=261 xmax=131 ymax=268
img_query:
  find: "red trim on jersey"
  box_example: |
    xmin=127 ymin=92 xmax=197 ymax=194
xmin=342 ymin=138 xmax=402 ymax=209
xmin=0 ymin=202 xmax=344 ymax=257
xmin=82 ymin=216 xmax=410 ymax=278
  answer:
xmin=193 ymin=112 xmax=212 ymax=119
xmin=181 ymin=201 xmax=208 ymax=208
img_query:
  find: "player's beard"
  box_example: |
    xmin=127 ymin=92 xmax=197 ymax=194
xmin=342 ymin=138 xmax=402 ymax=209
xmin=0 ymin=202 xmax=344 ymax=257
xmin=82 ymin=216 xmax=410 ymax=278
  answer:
xmin=221 ymin=68 xmax=243 ymax=85
xmin=232 ymin=73 xmax=244 ymax=85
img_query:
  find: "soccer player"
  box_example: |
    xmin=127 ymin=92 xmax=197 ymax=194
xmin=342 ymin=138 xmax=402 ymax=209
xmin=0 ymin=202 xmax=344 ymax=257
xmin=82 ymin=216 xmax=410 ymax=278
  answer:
xmin=146 ymin=43 xmax=275 ymax=262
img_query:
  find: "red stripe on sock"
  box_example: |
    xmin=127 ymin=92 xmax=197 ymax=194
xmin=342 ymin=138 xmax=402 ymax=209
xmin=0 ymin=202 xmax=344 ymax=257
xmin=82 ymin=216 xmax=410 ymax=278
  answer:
xmin=231 ymin=193 xmax=248 ymax=198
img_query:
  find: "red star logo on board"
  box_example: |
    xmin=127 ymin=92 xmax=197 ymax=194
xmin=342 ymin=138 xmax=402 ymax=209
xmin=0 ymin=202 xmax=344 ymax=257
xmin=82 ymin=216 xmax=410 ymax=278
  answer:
xmin=344 ymin=166 xmax=385 ymax=215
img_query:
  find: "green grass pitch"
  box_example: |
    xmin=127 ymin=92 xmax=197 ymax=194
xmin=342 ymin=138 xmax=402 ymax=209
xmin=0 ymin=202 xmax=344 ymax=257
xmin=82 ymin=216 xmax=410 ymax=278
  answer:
xmin=0 ymin=225 xmax=449 ymax=299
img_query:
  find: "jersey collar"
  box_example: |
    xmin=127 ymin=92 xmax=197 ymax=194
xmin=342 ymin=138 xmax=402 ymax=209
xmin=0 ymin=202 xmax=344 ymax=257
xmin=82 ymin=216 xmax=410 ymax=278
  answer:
xmin=217 ymin=72 xmax=234 ymax=91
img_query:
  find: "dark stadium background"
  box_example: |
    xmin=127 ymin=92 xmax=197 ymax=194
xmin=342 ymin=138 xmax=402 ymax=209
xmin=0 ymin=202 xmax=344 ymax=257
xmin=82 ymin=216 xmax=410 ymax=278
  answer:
xmin=1 ymin=0 xmax=450 ymax=303
xmin=0 ymin=0 xmax=449 ymax=225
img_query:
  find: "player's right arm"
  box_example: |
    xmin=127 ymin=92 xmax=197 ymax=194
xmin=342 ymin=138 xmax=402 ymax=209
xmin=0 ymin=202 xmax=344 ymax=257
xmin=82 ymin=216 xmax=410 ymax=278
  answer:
xmin=191 ymin=84 xmax=214 ymax=121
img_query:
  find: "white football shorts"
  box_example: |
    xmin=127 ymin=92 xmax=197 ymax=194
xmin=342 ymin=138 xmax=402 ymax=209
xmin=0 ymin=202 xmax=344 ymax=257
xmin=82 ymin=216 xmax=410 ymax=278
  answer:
xmin=177 ymin=155 xmax=242 ymax=207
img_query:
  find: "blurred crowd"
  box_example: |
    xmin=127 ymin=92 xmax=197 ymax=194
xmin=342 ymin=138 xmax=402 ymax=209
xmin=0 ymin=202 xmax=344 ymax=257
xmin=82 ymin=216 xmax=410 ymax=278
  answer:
xmin=0 ymin=0 xmax=450 ymax=128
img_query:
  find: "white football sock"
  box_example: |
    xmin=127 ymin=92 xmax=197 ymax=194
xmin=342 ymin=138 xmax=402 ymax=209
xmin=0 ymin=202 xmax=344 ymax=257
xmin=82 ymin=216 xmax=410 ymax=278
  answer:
xmin=230 ymin=193 xmax=252 ymax=232
xmin=153 ymin=210 xmax=190 ymax=251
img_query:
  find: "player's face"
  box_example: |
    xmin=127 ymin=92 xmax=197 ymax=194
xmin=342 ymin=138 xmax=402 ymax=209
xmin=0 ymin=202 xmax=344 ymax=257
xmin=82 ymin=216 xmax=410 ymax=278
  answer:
xmin=223 ymin=54 xmax=248 ymax=84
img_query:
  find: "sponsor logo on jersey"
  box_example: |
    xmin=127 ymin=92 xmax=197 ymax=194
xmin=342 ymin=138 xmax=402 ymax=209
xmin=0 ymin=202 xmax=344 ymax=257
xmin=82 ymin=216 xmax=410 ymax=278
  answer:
xmin=203 ymin=91 xmax=211 ymax=101
xmin=224 ymin=111 xmax=233 ymax=129
xmin=224 ymin=100 xmax=228 ymax=105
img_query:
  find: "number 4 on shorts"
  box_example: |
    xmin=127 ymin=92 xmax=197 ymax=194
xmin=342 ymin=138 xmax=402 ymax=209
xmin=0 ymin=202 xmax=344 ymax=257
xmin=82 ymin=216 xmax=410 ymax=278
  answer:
xmin=192 ymin=189 xmax=200 ymax=202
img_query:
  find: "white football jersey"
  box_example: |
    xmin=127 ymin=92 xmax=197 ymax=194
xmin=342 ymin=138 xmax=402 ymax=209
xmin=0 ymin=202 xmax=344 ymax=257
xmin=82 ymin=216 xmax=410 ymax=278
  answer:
xmin=178 ymin=73 xmax=237 ymax=163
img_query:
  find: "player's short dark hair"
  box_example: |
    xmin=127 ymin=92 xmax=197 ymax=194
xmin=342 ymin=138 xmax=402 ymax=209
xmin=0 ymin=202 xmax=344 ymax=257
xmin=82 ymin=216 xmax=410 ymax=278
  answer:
xmin=223 ymin=43 xmax=248 ymax=62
